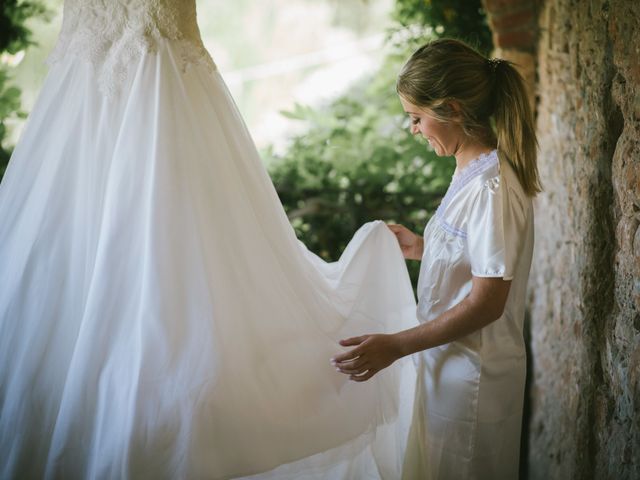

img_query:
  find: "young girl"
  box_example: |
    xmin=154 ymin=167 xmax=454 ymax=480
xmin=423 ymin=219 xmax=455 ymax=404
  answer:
xmin=333 ymin=38 xmax=541 ymax=479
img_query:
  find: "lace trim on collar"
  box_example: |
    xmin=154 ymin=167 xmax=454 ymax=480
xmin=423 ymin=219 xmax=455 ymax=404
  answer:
xmin=434 ymin=150 xmax=498 ymax=238
xmin=450 ymin=149 xmax=498 ymax=192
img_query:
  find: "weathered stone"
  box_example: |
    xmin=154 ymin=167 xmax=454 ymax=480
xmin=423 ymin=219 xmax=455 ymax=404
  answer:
xmin=528 ymin=0 xmax=640 ymax=479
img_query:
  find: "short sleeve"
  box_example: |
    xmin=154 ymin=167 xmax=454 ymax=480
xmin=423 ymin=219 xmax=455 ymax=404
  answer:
xmin=466 ymin=175 xmax=527 ymax=281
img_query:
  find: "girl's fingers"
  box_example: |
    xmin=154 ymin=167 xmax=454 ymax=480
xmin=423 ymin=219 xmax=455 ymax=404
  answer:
xmin=337 ymin=365 xmax=367 ymax=375
xmin=349 ymin=369 xmax=377 ymax=382
xmin=339 ymin=336 xmax=366 ymax=347
xmin=335 ymin=357 xmax=367 ymax=373
xmin=386 ymin=224 xmax=404 ymax=233
xmin=331 ymin=348 xmax=361 ymax=364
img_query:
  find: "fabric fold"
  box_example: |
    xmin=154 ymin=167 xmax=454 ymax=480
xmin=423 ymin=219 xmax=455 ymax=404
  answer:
xmin=0 ymin=38 xmax=417 ymax=480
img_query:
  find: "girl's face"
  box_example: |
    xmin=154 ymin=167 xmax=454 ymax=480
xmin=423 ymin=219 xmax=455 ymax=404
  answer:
xmin=399 ymin=96 xmax=463 ymax=157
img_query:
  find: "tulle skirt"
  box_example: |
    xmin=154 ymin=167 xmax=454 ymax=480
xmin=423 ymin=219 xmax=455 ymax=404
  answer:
xmin=0 ymin=39 xmax=417 ymax=479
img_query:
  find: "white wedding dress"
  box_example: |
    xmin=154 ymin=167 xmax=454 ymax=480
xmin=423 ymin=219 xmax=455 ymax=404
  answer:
xmin=0 ymin=1 xmax=418 ymax=479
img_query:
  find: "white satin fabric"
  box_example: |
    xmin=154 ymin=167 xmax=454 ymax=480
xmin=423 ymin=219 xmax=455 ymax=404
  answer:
xmin=404 ymin=150 xmax=534 ymax=480
xmin=0 ymin=6 xmax=418 ymax=478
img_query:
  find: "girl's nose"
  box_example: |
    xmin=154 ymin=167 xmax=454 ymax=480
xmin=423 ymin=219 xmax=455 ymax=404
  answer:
xmin=410 ymin=124 xmax=420 ymax=135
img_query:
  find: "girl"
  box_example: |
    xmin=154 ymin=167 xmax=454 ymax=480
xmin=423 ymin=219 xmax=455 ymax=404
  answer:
xmin=333 ymin=38 xmax=541 ymax=479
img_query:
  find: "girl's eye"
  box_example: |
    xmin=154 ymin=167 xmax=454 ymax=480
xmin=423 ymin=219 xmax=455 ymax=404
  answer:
xmin=411 ymin=117 xmax=420 ymax=125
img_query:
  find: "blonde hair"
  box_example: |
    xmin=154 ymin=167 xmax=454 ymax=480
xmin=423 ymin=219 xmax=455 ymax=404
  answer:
xmin=396 ymin=38 xmax=542 ymax=196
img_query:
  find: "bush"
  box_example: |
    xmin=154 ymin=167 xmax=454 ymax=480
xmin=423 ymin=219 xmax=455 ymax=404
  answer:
xmin=0 ymin=0 xmax=48 ymax=179
xmin=0 ymin=69 xmax=25 ymax=177
xmin=392 ymin=0 xmax=492 ymax=56
xmin=266 ymin=46 xmax=454 ymax=286
xmin=267 ymin=0 xmax=491 ymax=287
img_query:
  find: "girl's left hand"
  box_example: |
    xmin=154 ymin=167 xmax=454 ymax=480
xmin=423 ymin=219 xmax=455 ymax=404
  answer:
xmin=331 ymin=334 xmax=402 ymax=382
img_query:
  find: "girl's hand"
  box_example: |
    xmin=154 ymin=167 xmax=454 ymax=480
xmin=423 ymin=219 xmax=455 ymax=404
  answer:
xmin=331 ymin=334 xmax=403 ymax=382
xmin=387 ymin=224 xmax=424 ymax=260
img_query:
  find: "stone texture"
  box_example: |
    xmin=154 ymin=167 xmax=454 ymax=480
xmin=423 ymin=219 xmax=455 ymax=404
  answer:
xmin=528 ymin=0 xmax=640 ymax=479
xmin=482 ymin=0 xmax=538 ymax=114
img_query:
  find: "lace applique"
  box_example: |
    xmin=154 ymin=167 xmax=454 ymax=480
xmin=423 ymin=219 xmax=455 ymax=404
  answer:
xmin=46 ymin=0 xmax=217 ymax=96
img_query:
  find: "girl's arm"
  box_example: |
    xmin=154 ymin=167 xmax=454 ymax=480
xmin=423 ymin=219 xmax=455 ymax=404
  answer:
xmin=332 ymin=276 xmax=511 ymax=382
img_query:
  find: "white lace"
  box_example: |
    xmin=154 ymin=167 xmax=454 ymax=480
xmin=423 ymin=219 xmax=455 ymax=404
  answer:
xmin=47 ymin=0 xmax=217 ymax=96
xmin=434 ymin=149 xmax=498 ymax=238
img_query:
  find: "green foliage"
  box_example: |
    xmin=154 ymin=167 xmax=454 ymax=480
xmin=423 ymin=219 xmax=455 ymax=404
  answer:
xmin=392 ymin=0 xmax=492 ymax=55
xmin=0 ymin=0 xmax=48 ymax=53
xmin=266 ymin=46 xmax=455 ymax=286
xmin=0 ymin=68 xmax=27 ymax=177
xmin=0 ymin=0 xmax=48 ymax=179
xmin=267 ymin=0 xmax=492 ymax=287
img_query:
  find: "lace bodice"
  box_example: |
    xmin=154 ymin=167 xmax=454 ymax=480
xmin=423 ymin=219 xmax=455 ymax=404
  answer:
xmin=47 ymin=0 xmax=216 ymax=95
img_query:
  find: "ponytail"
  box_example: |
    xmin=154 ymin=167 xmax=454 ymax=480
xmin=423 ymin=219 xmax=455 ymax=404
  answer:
xmin=492 ymin=60 xmax=542 ymax=196
xmin=397 ymin=39 xmax=542 ymax=197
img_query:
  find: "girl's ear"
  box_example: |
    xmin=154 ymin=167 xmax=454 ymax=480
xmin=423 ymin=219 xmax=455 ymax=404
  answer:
xmin=447 ymin=100 xmax=464 ymax=122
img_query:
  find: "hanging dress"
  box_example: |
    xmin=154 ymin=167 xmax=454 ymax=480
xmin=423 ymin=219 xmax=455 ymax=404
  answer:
xmin=0 ymin=1 xmax=418 ymax=478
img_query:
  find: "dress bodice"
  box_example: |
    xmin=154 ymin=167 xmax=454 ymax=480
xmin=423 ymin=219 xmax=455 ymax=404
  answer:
xmin=47 ymin=0 xmax=216 ymax=95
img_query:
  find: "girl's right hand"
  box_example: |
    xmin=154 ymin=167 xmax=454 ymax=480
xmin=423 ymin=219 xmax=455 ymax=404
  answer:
xmin=386 ymin=224 xmax=424 ymax=261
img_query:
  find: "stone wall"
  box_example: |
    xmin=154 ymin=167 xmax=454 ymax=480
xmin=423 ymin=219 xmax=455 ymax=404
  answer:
xmin=484 ymin=0 xmax=639 ymax=478
xmin=529 ymin=0 xmax=639 ymax=478
xmin=484 ymin=0 xmax=538 ymax=110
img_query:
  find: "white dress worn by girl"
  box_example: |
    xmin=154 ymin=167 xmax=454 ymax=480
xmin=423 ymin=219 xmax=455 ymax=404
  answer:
xmin=402 ymin=150 xmax=534 ymax=480
xmin=0 ymin=1 xmax=418 ymax=479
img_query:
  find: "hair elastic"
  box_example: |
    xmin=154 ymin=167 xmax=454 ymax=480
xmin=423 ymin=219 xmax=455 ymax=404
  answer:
xmin=487 ymin=58 xmax=503 ymax=72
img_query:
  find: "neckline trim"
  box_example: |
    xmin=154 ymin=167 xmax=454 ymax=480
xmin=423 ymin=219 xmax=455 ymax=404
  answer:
xmin=433 ymin=149 xmax=499 ymax=238
xmin=451 ymin=149 xmax=498 ymax=182
xmin=440 ymin=150 xmax=498 ymax=209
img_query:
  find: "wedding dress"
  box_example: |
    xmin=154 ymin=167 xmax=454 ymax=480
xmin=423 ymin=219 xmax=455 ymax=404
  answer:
xmin=0 ymin=1 xmax=418 ymax=479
